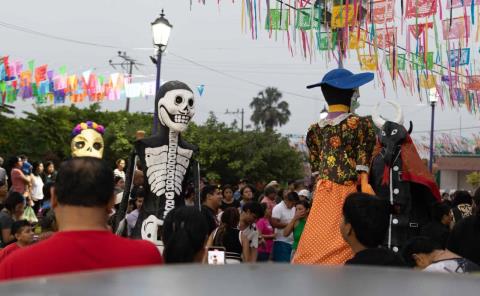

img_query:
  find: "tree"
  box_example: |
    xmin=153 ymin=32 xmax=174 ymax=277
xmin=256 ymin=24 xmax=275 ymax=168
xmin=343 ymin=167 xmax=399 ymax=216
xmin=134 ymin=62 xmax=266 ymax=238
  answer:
xmin=466 ymin=172 xmax=480 ymax=189
xmin=0 ymin=104 xmax=152 ymax=165
xmin=1 ymin=106 xmax=303 ymax=184
xmin=183 ymin=113 xmax=303 ymax=185
xmin=250 ymin=87 xmax=291 ymax=131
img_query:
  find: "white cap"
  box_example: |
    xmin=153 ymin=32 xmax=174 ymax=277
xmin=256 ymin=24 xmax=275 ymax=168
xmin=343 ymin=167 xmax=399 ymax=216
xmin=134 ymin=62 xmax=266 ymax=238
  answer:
xmin=267 ymin=180 xmax=279 ymax=187
xmin=298 ymin=189 xmax=310 ymax=197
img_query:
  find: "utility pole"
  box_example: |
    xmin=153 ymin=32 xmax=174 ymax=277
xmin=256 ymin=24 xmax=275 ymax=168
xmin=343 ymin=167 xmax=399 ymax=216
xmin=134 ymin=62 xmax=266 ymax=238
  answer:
xmin=225 ymin=108 xmax=245 ymax=132
xmin=109 ymin=51 xmax=143 ymax=112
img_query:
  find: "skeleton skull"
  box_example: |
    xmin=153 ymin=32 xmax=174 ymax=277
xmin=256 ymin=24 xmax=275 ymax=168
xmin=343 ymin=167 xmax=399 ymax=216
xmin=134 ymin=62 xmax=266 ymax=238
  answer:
xmin=71 ymin=128 xmax=104 ymax=159
xmin=158 ymin=88 xmax=195 ymax=133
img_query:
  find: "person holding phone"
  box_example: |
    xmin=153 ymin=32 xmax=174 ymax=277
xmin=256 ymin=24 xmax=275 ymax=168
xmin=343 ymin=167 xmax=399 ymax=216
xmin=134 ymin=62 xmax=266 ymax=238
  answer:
xmin=207 ymin=208 xmax=249 ymax=264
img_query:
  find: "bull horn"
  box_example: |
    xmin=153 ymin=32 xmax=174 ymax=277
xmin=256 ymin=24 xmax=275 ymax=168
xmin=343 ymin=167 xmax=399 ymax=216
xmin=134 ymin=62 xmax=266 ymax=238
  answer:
xmin=407 ymin=121 xmax=413 ymax=134
xmin=372 ymin=102 xmax=386 ymax=129
xmin=386 ymin=100 xmax=404 ymax=125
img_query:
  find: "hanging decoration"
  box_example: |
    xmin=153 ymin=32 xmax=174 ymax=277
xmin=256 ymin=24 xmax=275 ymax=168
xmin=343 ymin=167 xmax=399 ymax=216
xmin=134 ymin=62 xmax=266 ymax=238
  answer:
xmin=197 ymin=84 xmax=205 ymax=96
xmin=190 ymin=0 xmax=480 ymax=114
xmin=0 ymin=56 xmax=157 ymax=106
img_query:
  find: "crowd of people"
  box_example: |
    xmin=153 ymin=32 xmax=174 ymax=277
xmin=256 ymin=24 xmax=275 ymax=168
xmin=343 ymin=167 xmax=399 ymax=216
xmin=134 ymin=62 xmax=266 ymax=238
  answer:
xmin=0 ymin=154 xmax=479 ymax=282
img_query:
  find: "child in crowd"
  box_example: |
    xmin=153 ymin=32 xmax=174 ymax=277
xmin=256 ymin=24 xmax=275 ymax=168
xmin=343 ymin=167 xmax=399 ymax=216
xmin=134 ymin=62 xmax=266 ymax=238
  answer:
xmin=257 ymin=203 xmax=275 ymax=262
xmin=0 ymin=220 xmax=34 ymax=262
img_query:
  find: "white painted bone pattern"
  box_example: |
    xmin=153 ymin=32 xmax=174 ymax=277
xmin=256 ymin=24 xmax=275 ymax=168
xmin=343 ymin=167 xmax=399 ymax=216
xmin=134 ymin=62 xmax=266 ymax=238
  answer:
xmin=145 ymin=139 xmax=193 ymax=198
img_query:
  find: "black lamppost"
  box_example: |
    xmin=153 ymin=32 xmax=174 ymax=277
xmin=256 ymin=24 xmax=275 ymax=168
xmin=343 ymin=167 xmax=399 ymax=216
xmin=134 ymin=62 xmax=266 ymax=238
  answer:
xmin=151 ymin=9 xmax=172 ymax=134
xmin=428 ymin=89 xmax=438 ymax=173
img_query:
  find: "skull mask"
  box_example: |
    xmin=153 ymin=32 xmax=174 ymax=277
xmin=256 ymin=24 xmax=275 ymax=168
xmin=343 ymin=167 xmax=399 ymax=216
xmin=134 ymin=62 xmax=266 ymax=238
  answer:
xmin=71 ymin=122 xmax=105 ymax=159
xmin=156 ymin=81 xmax=195 ymax=133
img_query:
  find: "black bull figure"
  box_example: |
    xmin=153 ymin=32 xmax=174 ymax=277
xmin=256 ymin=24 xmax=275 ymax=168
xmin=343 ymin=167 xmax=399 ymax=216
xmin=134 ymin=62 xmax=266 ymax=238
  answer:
xmin=369 ymin=101 xmax=438 ymax=253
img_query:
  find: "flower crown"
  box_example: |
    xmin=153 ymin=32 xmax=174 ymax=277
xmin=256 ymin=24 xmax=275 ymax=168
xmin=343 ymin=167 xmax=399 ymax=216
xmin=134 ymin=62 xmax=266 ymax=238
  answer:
xmin=71 ymin=121 xmax=105 ymax=137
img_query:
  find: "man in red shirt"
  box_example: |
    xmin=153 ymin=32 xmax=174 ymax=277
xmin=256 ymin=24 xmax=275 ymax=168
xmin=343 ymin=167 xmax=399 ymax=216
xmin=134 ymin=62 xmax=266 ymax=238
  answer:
xmin=0 ymin=220 xmax=34 ymax=262
xmin=0 ymin=157 xmax=162 ymax=281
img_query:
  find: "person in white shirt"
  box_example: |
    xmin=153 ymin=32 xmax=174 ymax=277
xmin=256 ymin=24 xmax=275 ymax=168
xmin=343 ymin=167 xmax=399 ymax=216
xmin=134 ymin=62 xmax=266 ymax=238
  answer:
xmin=271 ymin=191 xmax=298 ymax=262
xmin=31 ymin=162 xmax=45 ymax=213
xmin=113 ymin=159 xmax=126 ymax=181
xmin=239 ymin=201 xmax=264 ymax=262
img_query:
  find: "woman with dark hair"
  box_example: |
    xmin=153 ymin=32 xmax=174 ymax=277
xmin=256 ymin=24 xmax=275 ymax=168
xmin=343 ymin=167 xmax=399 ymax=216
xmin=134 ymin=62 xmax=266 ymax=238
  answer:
xmin=257 ymin=203 xmax=275 ymax=262
xmin=402 ymin=236 xmax=479 ymax=273
xmin=113 ymin=159 xmax=126 ymax=181
xmin=208 ymin=207 xmax=249 ymax=263
xmin=8 ymin=156 xmax=30 ymax=197
xmin=43 ymin=161 xmax=57 ymax=183
xmin=126 ymin=188 xmax=145 ymax=236
xmin=30 ymin=161 xmax=45 ymax=214
xmin=447 ymin=187 xmax=480 ymax=266
xmin=221 ymin=185 xmax=240 ymax=210
xmin=162 ymin=206 xmax=208 ymax=263
xmin=239 ymin=185 xmax=255 ymax=207
xmin=283 ymin=200 xmax=311 ymax=260
xmin=0 ymin=192 xmax=25 ymax=247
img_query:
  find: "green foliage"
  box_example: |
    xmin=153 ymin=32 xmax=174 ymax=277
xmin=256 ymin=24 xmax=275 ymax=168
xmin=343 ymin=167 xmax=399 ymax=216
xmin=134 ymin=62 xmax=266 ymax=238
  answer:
xmin=466 ymin=172 xmax=480 ymax=188
xmin=250 ymin=87 xmax=291 ymax=131
xmin=0 ymin=104 xmax=152 ymax=165
xmin=184 ymin=113 xmax=303 ymax=185
xmin=1 ymin=107 xmax=303 ymax=183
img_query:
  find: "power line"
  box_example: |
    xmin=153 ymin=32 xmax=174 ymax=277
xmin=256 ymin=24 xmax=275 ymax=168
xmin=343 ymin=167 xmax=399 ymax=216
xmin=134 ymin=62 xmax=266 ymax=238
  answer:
xmin=0 ymin=18 xmax=327 ymax=102
xmin=0 ymin=20 xmax=121 ymax=49
xmin=411 ymin=125 xmax=480 ymax=134
xmin=168 ymin=52 xmax=325 ymax=102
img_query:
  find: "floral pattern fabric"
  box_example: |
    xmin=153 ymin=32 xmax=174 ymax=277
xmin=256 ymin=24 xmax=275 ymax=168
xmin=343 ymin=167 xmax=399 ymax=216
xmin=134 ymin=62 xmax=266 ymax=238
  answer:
xmin=306 ymin=114 xmax=376 ymax=185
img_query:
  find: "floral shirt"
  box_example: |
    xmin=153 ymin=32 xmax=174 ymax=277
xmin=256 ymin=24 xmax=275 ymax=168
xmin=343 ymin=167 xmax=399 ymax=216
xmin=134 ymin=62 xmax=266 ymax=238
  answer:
xmin=306 ymin=113 xmax=376 ymax=185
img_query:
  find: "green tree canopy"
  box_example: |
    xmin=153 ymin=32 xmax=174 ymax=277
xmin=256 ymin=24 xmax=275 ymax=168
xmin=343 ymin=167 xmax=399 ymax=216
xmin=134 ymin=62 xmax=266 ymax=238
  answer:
xmin=0 ymin=104 xmax=152 ymax=165
xmin=250 ymin=87 xmax=291 ymax=131
xmin=184 ymin=113 xmax=303 ymax=185
xmin=1 ymin=106 xmax=303 ymax=184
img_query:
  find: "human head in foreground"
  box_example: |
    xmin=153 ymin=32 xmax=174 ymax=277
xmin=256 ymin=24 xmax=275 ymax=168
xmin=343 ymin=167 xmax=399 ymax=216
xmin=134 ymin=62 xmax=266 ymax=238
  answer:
xmin=402 ymin=236 xmax=480 ymax=273
xmin=341 ymin=193 xmax=390 ymax=251
xmin=162 ymin=206 xmax=208 ymax=263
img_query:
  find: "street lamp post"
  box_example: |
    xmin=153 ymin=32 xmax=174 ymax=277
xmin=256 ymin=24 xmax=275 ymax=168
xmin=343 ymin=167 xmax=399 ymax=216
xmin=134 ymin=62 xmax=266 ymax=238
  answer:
xmin=151 ymin=9 xmax=172 ymax=135
xmin=428 ymin=89 xmax=438 ymax=173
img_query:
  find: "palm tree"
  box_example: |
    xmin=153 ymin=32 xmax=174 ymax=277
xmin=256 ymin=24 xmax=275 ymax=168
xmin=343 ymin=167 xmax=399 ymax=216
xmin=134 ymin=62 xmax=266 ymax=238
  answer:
xmin=250 ymin=87 xmax=291 ymax=131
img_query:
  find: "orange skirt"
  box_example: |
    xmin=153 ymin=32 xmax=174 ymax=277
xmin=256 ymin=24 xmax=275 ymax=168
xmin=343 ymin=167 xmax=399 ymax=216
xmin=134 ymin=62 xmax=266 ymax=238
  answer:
xmin=292 ymin=180 xmax=356 ymax=265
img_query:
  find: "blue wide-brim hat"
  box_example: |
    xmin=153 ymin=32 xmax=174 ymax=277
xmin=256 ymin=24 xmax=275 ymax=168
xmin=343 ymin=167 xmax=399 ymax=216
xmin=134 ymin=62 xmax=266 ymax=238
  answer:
xmin=307 ymin=68 xmax=374 ymax=90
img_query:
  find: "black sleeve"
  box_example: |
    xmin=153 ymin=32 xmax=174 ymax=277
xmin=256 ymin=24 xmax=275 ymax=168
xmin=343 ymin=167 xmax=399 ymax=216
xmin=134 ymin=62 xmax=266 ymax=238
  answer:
xmin=447 ymin=221 xmax=462 ymax=254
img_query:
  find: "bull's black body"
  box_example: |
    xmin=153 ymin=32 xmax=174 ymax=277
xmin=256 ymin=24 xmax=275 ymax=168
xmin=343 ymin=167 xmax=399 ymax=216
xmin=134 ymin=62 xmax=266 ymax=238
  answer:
xmin=370 ymin=121 xmax=435 ymax=252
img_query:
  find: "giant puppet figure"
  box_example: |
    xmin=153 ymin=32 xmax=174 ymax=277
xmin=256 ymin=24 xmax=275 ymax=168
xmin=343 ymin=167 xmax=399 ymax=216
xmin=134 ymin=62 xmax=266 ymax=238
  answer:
xmin=117 ymin=81 xmax=199 ymax=248
xmin=71 ymin=121 xmax=105 ymax=159
xmin=293 ymin=69 xmax=376 ymax=265
xmin=369 ymin=101 xmax=441 ymax=253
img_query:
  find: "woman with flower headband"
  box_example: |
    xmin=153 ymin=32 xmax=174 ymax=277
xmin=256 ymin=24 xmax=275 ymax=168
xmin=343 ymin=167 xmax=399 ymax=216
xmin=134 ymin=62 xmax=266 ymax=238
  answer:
xmin=70 ymin=121 xmax=105 ymax=159
xmin=292 ymin=69 xmax=377 ymax=265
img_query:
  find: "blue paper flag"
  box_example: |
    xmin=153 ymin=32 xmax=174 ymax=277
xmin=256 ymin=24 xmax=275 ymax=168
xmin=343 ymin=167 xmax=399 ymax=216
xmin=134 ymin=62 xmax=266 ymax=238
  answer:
xmin=448 ymin=48 xmax=470 ymax=66
xmin=197 ymin=84 xmax=205 ymax=96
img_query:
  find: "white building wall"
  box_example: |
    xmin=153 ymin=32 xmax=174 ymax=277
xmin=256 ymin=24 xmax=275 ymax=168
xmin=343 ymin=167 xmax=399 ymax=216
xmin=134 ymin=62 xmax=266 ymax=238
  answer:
xmin=440 ymin=170 xmax=458 ymax=191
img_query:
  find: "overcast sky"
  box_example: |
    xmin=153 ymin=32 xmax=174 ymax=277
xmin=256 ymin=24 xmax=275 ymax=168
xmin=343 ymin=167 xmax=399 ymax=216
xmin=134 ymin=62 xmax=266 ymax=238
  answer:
xmin=1 ymin=0 xmax=479 ymax=138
